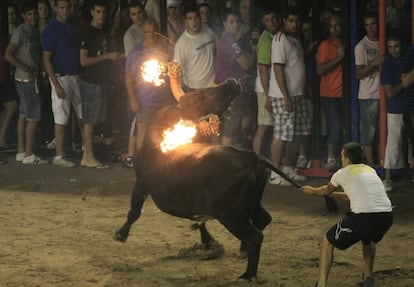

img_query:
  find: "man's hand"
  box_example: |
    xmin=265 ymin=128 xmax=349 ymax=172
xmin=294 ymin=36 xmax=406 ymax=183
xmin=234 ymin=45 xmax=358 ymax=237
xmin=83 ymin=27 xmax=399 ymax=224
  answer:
xmin=197 ymin=114 xmax=220 ymax=136
xmin=283 ymin=96 xmax=293 ymax=112
xmin=106 ymin=52 xmax=120 ymax=61
xmin=55 ymin=83 xmax=66 ymax=99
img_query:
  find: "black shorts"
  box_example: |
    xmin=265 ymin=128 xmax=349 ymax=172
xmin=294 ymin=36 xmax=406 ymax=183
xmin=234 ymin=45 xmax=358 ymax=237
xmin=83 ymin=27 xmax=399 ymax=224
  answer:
xmin=326 ymin=211 xmax=393 ymax=250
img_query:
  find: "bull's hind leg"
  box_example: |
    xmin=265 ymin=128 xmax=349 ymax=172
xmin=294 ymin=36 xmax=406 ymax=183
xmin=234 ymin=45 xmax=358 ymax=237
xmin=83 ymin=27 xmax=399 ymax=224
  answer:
xmin=219 ymin=218 xmax=263 ymax=281
xmin=114 ymin=179 xmax=148 ymax=242
xmin=240 ymin=205 xmax=271 ymax=257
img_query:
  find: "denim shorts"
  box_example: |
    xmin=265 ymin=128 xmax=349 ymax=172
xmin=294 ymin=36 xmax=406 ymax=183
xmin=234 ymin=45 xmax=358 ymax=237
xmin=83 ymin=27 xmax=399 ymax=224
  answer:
xmin=359 ymin=99 xmax=379 ymax=145
xmin=15 ymin=80 xmax=41 ymax=121
xmin=321 ymin=97 xmax=342 ymax=146
xmin=79 ymin=80 xmax=104 ymax=126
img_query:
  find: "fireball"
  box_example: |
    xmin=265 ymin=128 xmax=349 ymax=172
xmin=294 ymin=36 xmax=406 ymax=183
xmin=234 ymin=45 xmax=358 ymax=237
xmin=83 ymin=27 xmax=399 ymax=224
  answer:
xmin=160 ymin=119 xmax=197 ymax=153
xmin=141 ymin=59 xmax=165 ymax=87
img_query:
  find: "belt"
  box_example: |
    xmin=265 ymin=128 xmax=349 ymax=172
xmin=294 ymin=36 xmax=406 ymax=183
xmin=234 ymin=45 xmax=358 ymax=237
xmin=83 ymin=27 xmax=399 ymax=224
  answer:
xmin=55 ymin=73 xmax=76 ymax=77
xmin=15 ymin=77 xmax=30 ymax=83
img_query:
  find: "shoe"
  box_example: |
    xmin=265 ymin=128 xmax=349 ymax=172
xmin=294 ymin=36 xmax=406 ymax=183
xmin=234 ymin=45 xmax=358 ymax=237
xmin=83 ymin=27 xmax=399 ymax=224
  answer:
xmin=46 ymin=138 xmax=56 ymax=149
xmin=296 ymin=155 xmax=308 ymax=168
xmin=16 ymin=152 xmax=25 ymax=161
xmin=53 ymin=156 xmax=76 ymax=167
xmin=22 ymin=154 xmax=48 ymax=165
xmin=382 ymin=179 xmax=393 ymax=192
xmin=357 ymin=274 xmax=375 ymax=287
xmin=269 ymin=175 xmax=292 ymax=186
xmin=284 ymin=167 xmax=307 ymax=181
xmin=326 ymin=158 xmax=338 ymax=171
xmin=121 ymin=154 xmax=135 ymax=168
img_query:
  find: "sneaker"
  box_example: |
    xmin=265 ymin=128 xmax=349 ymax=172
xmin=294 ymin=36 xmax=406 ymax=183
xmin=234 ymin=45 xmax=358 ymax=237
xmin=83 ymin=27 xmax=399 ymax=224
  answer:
xmin=326 ymin=158 xmax=338 ymax=171
xmin=269 ymin=175 xmax=292 ymax=186
xmin=46 ymin=138 xmax=56 ymax=149
xmin=53 ymin=156 xmax=76 ymax=167
xmin=382 ymin=179 xmax=393 ymax=192
xmin=284 ymin=167 xmax=307 ymax=181
xmin=22 ymin=154 xmax=48 ymax=165
xmin=296 ymin=155 xmax=308 ymax=168
xmin=16 ymin=152 xmax=25 ymax=162
xmin=121 ymin=154 xmax=135 ymax=168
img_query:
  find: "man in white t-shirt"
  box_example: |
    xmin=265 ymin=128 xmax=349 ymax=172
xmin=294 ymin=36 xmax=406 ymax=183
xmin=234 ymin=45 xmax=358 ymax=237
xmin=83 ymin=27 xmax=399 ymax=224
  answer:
xmin=268 ymin=7 xmax=311 ymax=185
xmin=301 ymin=142 xmax=393 ymax=287
xmin=174 ymin=6 xmax=217 ymax=90
xmin=354 ymin=13 xmax=384 ymax=165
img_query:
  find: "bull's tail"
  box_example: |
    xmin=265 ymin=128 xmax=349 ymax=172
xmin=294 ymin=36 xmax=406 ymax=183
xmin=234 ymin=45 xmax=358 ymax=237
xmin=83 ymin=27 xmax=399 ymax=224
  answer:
xmin=258 ymin=156 xmax=338 ymax=214
xmin=257 ymin=157 xmax=302 ymax=188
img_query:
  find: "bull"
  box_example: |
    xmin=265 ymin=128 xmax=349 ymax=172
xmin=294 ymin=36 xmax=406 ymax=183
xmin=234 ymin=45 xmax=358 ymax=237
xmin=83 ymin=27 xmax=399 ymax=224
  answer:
xmin=114 ymin=73 xmax=336 ymax=280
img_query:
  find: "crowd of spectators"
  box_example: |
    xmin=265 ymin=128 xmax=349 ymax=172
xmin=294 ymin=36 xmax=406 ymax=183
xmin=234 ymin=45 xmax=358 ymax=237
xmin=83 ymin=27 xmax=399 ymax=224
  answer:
xmin=0 ymin=0 xmax=413 ymax=191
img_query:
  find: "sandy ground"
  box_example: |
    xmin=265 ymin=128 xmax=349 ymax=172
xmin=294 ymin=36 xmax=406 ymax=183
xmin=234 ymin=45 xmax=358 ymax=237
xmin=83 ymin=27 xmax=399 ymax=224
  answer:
xmin=1 ymin=154 xmax=414 ymax=287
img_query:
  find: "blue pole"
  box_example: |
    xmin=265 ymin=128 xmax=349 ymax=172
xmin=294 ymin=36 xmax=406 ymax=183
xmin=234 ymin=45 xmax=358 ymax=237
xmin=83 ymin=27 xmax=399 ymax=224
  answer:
xmin=350 ymin=0 xmax=359 ymax=141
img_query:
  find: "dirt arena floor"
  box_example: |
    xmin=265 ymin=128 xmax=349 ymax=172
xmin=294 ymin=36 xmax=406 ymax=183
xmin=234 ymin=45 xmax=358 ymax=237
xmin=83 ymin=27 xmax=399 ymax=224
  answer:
xmin=1 ymin=154 xmax=414 ymax=287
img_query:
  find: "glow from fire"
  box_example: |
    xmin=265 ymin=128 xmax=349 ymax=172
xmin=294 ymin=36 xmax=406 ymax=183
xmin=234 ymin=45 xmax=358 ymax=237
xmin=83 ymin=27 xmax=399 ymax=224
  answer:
xmin=141 ymin=59 xmax=165 ymax=87
xmin=160 ymin=119 xmax=197 ymax=153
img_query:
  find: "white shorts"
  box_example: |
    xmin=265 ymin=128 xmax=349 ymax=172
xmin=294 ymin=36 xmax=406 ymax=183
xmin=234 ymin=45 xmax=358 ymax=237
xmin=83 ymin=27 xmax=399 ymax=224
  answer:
xmin=256 ymin=91 xmax=273 ymax=126
xmin=50 ymin=75 xmax=82 ymax=125
xmin=384 ymin=113 xmax=405 ymax=169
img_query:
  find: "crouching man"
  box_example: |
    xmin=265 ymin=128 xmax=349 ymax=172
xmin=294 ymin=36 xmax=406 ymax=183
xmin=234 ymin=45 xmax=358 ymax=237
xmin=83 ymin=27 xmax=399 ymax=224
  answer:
xmin=300 ymin=142 xmax=393 ymax=287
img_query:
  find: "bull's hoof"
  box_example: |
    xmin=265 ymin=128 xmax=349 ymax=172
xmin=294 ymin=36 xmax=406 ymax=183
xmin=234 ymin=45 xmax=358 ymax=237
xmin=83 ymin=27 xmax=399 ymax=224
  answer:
xmin=238 ymin=273 xmax=257 ymax=282
xmin=113 ymin=230 xmax=128 ymax=242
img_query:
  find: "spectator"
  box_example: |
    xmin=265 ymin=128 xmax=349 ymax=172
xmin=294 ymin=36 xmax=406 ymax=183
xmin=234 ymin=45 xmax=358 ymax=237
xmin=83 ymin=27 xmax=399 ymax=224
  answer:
xmin=4 ymin=0 xmax=47 ymax=165
xmin=78 ymin=0 xmax=120 ymax=169
xmin=166 ymin=0 xmax=185 ymax=44
xmin=252 ymin=9 xmax=278 ymax=156
xmin=214 ymin=9 xmax=256 ymax=146
xmin=41 ymin=0 xmax=83 ymax=167
xmin=123 ymin=1 xmax=146 ymax=56
xmin=316 ymin=14 xmax=345 ymax=170
xmin=355 ymin=12 xmax=384 ymax=165
xmin=198 ymin=2 xmax=222 ymax=37
xmin=125 ymin=18 xmax=175 ymax=154
xmin=268 ymin=7 xmax=310 ymax=185
xmin=400 ymin=42 xmax=414 ymax=170
xmin=8 ymin=3 xmax=19 ymax=36
xmin=0 ymin=33 xmax=18 ymax=149
xmin=174 ymin=5 xmax=217 ymax=90
xmin=380 ymin=35 xmax=406 ymax=192
xmin=38 ymin=0 xmax=52 ymax=33
xmin=300 ymin=142 xmax=393 ymax=287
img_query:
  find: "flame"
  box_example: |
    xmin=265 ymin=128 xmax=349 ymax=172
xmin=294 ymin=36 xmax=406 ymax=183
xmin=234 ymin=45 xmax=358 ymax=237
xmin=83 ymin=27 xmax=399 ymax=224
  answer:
xmin=141 ymin=59 xmax=165 ymax=87
xmin=160 ymin=119 xmax=197 ymax=153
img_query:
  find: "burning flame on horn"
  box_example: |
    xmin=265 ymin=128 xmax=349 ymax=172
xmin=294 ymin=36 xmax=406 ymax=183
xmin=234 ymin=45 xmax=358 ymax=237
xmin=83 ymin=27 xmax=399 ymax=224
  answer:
xmin=141 ymin=59 xmax=165 ymax=87
xmin=160 ymin=119 xmax=197 ymax=153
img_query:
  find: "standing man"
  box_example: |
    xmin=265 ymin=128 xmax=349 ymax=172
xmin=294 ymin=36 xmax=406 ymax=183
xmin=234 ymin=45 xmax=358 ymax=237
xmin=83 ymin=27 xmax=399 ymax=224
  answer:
xmin=41 ymin=0 xmax=83 ymax=167
xmin=252 ymin=9 xmax=278 ymax=155
xmin=78 ymin=0 xmax=120 ymax=169
xmin=400 ymin=41 xmax=414 ymax=171
xmin=316 ymin=14 xmax=345 ymax=170
xmin=354 ymin=12 xmax=384 ymax=165
xmin=301 ymin=142 xmax=393 ymax=287
xmin=174 ymin=6 xmax=218 ymax=91
xmin=123 ymin=1 xmax=146 ymax=56
xmin=268 ymin=7 xmax=310 ymax=185
xmin=380 ymin=35 xmax=406 ymax=192
xmin=5 ymin=1 xmax=47 ymax=165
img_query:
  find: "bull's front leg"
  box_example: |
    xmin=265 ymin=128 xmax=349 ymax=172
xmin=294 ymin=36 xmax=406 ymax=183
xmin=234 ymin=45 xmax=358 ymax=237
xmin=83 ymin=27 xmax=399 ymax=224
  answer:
xmin=114 ymin=178 xmax=148 ymax=242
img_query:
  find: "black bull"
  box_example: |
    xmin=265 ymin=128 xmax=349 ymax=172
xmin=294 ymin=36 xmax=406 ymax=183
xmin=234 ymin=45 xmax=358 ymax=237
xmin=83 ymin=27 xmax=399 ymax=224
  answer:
xmin=114 ymin=79 xmax=335 ymax=280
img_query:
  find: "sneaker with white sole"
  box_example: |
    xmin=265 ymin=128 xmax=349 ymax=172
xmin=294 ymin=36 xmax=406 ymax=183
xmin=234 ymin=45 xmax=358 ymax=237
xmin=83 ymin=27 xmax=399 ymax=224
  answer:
xmin=296 ymin=155 xmax=308 ymax=168
xmin=16 ymin=152 xmax=25 ymax=161
xmin=46 ymin=138 xmax=56 ymax=149
xmin=53 ymin=157 xmax=76 ymax=167
xmin=284 ymin=167 xmax=307 ymax=181
xmin=382 ymin=179 xmax=393 ymax=192
xmin=22 ymin=154 xmax=48 ymax=165
xmin=269 ymin=175 xmax=292 ymax=186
